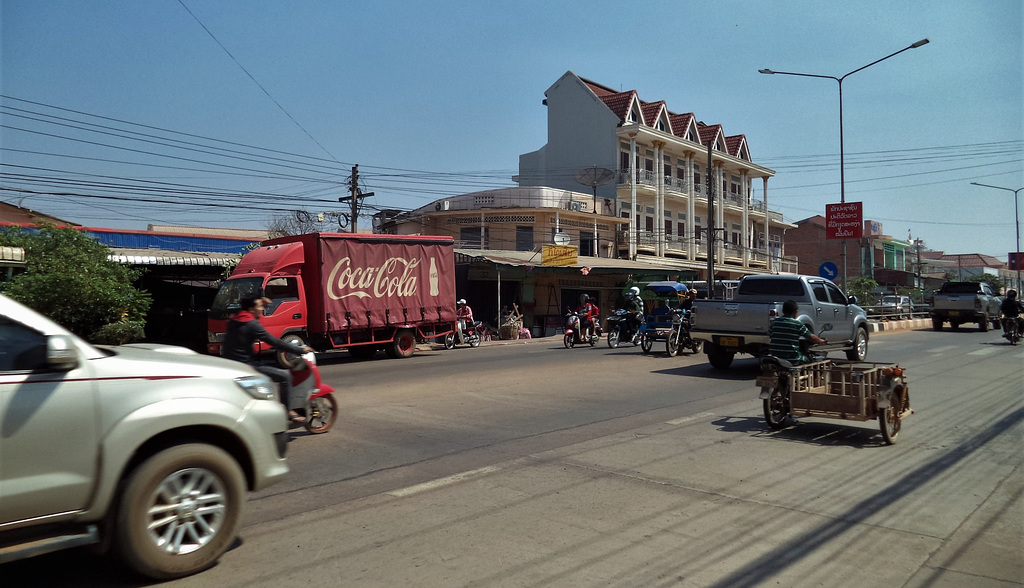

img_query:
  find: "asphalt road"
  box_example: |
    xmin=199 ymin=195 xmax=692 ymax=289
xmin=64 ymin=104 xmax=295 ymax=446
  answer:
xmin=10 ymin=328 xmax=1023 ymax=587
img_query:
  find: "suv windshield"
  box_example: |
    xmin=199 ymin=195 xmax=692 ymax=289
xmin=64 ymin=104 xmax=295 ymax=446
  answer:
xmin=209 ymin=277 xmax=264 ymax=319
xmin=882 ymin=296 xmax=898 ymax=304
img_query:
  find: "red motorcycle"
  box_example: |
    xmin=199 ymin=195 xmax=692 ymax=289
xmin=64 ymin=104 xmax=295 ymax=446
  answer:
xmin=279 ymin=347 xmax=338 ymax=434
xmin=564 ymin=309 xmax=599 ymax=348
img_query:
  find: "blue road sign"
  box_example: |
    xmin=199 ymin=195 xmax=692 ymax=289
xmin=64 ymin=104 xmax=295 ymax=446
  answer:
xmin=819 ymin=262 xmax=838 ymax=280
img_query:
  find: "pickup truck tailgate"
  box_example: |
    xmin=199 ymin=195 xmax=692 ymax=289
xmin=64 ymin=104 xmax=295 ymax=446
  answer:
xmin=692 ymin=301 xmax=774 ymax=335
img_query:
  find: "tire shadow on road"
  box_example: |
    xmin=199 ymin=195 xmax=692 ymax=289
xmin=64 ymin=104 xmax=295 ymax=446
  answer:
xmin=650 ymin=359 xmax=762 ymax=381
xmin=712 ymin=415 xmax=890 ymax=448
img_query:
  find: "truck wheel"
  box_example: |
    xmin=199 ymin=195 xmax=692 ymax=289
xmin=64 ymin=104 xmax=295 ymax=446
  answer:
xmin=845 ymin=328 xmax=868 ymax=361
xmin=387 ymin=330 xmax=416 ymax=359
xmin=950 ymin=321 xmax=960 ymax=330
xmin=979 ymin=316 xmax=989 ymax=332
xmin=276 ymin=334 xmax=307 ymax=368
xmin=706 ymin=345 xmax=734 ymax=370
xmin=932 ymin=318 xmax=943 ymax=331
xmin=115 ymin=444 xmax=245 ymax=580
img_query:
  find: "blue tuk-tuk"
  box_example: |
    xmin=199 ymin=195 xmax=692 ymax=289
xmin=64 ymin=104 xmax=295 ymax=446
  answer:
xmin=639 ymin=281 xmax=689 ymax=353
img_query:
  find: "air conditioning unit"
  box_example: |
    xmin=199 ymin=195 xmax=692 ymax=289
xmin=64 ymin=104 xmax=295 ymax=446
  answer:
xmin=568 ymin=201 xmax=582 ymax=212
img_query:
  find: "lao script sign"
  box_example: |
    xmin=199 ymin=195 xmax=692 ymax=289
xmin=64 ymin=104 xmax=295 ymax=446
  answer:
xmin=825 ymin=202 xmax=863 ymax=239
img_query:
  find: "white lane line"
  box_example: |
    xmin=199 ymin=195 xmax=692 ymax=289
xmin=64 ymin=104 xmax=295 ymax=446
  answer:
xmin=967 ymin=348 xmax=998 ymax=356
xmin=927 ymin=345 xmax=960 ymax=354
xmin=388 ymin=465 xmax=502 ymax=497
xmin=666 ymin=412 xmax=715 ymax=426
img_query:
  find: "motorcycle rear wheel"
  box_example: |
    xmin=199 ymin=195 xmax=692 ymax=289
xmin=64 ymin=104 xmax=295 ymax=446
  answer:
xmin=878 ymin=388 xmax=902 ymax=445
xmin=468 ymin=334 xmax=481 ymax=348
xmin=607 ymin=326 xmax=621 ymax=348
xmin=443 ymin=333 xmax=456 ymax=350
xmin=763 ymin=385 xmax=790 ymax=430
xmin=305 ymin=394 xmax=338 ymax=434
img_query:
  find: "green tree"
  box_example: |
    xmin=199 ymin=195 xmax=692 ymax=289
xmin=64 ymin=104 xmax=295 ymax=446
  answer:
xmin=845 ymin=277 xmax=878 ymax=305
xmin=0 ymin=225 xmax=151 ymax=342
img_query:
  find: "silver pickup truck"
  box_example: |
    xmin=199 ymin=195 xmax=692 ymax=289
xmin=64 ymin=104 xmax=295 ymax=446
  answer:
xmin=929 ymin=281 xmax=1002 ymax=332
xmin=689 ymin=274 xmax=870 ymax=369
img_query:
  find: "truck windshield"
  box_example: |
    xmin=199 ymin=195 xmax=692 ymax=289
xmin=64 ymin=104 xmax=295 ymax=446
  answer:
xmin=209 ymin=277 xmax=264 ymax=320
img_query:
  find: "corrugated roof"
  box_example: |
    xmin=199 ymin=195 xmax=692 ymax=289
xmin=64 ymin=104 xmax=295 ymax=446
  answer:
xmin=146 ymin=225 xmax=271 ymax=240
xmin=107 ymin=248 xmax=240 ymax=267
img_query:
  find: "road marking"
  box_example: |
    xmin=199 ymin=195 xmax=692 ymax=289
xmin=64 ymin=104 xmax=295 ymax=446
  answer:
xmin=388 ymin=465 xmax=502 ymax=497
xmin=666 ymin=411 xmax=715 ymax=425
xmin=967 ymin=348 xmax=998 ymax=356
xmin=927 ymin=345 xmax=960 ymax=355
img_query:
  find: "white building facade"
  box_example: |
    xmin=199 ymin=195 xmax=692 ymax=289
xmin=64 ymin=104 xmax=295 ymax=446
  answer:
xmin=516 ymin=71 xmax=796 ymax=275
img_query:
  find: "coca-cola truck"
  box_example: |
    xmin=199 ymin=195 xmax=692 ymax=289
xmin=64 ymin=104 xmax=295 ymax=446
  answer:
xmin=207 ymin=233 xmax=456 ymax=359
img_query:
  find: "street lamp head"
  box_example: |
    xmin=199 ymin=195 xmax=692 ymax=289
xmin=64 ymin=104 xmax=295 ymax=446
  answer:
xmin=758 ymin=69 xmax=775 ymax=74
xmin=910 ymin=38 xmax=930 ymax=48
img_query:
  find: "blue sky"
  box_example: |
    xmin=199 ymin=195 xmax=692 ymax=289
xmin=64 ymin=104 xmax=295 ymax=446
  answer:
xmin=2 ymin=0 xmax=1021 ymax=258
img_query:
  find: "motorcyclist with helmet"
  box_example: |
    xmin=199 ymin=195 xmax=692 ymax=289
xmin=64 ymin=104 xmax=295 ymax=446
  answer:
xmin=1000 ymin=289 xmax=1024 ymax=337
xmin=575 ymin=293 xmax=600 ymax=340
xmin=624 ymin=286 xmax=645 ymax=334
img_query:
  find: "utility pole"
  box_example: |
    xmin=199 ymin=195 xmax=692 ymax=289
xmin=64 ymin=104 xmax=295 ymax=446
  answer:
xmin=706 ymin=141 xmax=715 ymax=298
xmin=338 ymin=165 xmax=373 ymax=233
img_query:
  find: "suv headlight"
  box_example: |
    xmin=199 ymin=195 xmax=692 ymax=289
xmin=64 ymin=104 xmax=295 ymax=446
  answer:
xmin=235 ymin=375 xmax=276 ymax=400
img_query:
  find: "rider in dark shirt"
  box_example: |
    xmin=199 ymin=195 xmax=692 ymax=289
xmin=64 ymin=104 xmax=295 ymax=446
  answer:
xmin=222 ymin=296 xmax=313 ymax=423
xmin=1000 ymin=289 xmax=1024 ymax=334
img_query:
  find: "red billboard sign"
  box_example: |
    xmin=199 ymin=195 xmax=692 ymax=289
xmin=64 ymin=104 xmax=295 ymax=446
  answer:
xmin=825 ymin=202 xmax=863 ymax=239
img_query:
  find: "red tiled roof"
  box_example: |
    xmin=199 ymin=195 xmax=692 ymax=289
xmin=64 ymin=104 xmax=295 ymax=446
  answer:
xmin=641 ymin=100 xmax=666 ymax=129
xmin=939 ymin=253 xmax=1006 ymax=268
xmin=668 ymin=113 xmax=695 ymax=139
xmin=598 ymin=91 xmax=637 ymax=122
xmin=725 ymin=135 xmax=748 ymax=158
xmin=697 ymin=123 xmax=723 ymax=147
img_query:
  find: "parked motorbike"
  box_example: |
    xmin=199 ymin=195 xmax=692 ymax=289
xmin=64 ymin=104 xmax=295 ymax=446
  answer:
xmin=665 ymin=307 xmax=702 ymax=356
xmin=564 ymin=309 xmax=599 ymax=348
xmin=444 ymin=319 xmax=483 ymax=349
xmin=278 ymin=346 xmax=338 ymax=434
xmin=606 ymin=308 xmax=642 ymax=348
xmin=1002 ymin=317 xmax=1023 ymax=345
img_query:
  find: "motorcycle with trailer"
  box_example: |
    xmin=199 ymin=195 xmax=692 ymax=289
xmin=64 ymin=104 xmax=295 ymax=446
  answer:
xmin=665 ymin=306 xmax=702 ymax=356
xmin=444 ymin=318 xmax=483 ymax=349
xmin=756 ymin=331 xmax=911 ymax=444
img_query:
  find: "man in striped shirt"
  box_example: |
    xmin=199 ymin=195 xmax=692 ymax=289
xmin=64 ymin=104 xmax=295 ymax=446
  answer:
xmin=768 ymin=299 xmax=827 ymax=364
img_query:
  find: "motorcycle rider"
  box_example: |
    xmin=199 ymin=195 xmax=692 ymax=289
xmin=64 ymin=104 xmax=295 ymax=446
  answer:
xmin=624 ymin=286 xmax=645 ymax=334
xmin=575 ymin=293 xmax=600 ymax=340
xmin=456 ymin=298 xmax=474 ymax=342
xmin=1000 ymin=289 xmax=1024 ymax=336
xmin=768 ymin=299 xmax=827 ymax=365
xmin=222 ymin=296 xmax=314 ymax=423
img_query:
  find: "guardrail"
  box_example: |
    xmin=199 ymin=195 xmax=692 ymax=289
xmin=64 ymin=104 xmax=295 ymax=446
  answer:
xmin=862 ymin=306 xmax=930 ymax=320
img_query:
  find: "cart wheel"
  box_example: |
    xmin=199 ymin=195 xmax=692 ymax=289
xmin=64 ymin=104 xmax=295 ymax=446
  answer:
xmin=763 ymin=385 xmax=790 ymax=430
xmin=444 ymin=333 xmax=456 ymax=350
xmin=563 ymin=333 xmax=574 ymax=349
xmin=640 ymin=334 xmax=653 ymax=354
xmin=879 ymin=387 xmax=903 ymax=445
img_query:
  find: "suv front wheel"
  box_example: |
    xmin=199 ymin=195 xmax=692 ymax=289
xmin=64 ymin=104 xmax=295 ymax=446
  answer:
xmin=115 ymin=444 xmax=246 ymax=580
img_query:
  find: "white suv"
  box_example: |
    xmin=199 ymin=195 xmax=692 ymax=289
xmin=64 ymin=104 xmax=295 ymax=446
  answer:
xmin=0 ymin=294 xmax=289 ymax=579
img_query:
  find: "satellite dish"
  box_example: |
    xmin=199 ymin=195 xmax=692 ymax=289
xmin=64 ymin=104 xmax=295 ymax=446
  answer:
xmin=554 ymin=232 xmax=570 ymax=245
xmin=575 ymin=166 xmax=615 ymax=189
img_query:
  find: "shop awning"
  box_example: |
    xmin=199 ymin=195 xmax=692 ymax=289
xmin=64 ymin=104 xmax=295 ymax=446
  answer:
xmin=107 ymin=248 xmax=240 ymax=267
xmin=455 ymin=248 xmax=696 ymax=275
xmin=1 ymin=246 xmax=26 ymax=265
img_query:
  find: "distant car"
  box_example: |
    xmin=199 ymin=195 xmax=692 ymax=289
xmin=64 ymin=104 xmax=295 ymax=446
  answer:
xmin=0 ymin=293 xmax=289 ymax=579
xmin=880 ymin=295 xmax=914 ymax=319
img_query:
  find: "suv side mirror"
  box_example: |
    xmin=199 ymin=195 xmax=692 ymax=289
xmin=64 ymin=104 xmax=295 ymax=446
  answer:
xmin=47 ymin=335 xmax=79 ymax=371
xmin=848 ymin=295 xmax=858 ymax=305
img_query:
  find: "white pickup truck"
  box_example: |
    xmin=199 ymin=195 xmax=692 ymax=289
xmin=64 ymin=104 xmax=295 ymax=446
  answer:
xmin=929 ymin=281 xmax=1002 ymax=332
xmin=689 ymin=274 xmax=870 ymax=369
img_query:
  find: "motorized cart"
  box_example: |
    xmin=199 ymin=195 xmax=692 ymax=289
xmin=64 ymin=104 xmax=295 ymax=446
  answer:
xmin=638 ymin=281 xmax=689 ymax=354
xmin=757 ymin=359 xmax=912 ymax=444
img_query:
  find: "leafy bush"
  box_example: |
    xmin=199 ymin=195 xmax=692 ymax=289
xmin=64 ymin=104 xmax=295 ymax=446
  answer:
xmin=845 ymin=277 xmax=878 ymax=305
xmin=0 ymin=224 xmax=151 ymax=341
xmin=92 ymin=320 xmax=147 ymax=345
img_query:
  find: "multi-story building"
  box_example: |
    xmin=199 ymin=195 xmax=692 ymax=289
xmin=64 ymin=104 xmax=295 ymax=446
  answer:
xmin=515 ymin=71 xmax=796 ymax=275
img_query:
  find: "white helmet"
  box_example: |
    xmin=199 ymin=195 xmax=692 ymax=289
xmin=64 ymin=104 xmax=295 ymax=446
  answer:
xmin=457 ymin=299 xmax=466 ymax=306
xmin=629 ymin=286 xmax=640 ymax=297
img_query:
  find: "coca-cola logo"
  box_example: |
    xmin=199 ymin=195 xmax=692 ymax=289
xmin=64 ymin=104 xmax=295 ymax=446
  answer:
xmin=327 ymin=257 xmax=421 ymax=300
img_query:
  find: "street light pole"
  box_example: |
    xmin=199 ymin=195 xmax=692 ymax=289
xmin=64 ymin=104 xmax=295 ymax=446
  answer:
xmin=971 ymin=182 xmax=1023 ymax=291
xmin=760 ymin=38 xmax=929 ymax=291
